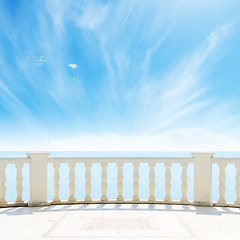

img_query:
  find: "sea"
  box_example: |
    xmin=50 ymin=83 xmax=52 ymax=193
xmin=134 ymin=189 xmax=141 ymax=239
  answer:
xmin=1 ymin=151 xmax=240 ymax=203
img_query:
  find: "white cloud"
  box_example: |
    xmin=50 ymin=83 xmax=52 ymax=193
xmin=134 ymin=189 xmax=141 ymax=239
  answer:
xmin=47 ymin=128 xmax=240 ymax=151
xmin=2 ymin=128 xmax=239 ymax=151
xmin=68 ymin=63 xmax=77 ymax=69
xmin=37 ymin=56 xmax=45 ymax=65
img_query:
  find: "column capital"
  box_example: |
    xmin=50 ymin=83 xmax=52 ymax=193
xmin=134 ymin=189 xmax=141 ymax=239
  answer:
xmin=27 ymin=153 xmax=50 ymax=159
xmin=191 ymin=152 xmax=214 ymax=158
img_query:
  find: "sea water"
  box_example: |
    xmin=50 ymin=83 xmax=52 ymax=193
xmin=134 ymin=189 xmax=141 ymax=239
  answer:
xmin=1 ymin=151 xmax=239 ymax=203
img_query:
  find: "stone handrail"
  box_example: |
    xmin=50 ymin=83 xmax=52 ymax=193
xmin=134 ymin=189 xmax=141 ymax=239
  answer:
xmin=0 ymin=152 xmax=239 ymax=207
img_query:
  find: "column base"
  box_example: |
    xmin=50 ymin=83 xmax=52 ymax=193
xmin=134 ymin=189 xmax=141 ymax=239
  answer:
xmin=117 ymin=196 xmax=124 ymax=201
xmin=148 ymin=196 xmax=156 ymax=201
xmin=100 ymin=196 xmax=108 ymax=202
xmin=190 ymin=201 xmax=213 ymax=207
xmin=132 ymin=196 xmax=140 ymax=201
xmin=28 ymin=201 xmax=50 ymax=207
xmin=84 ymin=196 xmax=92 ymax=202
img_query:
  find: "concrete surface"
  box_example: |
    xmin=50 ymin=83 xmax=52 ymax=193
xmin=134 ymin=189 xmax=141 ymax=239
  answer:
xmin=0 ymin=204 xmax=240 ymax=239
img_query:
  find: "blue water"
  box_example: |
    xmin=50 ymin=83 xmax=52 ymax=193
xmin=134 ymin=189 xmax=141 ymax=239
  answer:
xmin=1 ymin=151 xmax=239 ymax=203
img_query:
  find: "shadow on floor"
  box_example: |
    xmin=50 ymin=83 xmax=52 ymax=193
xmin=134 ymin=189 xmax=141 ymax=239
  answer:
xmin=1 ymin=203 xmax=240 ymax=216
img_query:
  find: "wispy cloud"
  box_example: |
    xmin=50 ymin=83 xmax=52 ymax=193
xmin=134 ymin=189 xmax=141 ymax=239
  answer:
xmin=75 ymin=2 xmax=108 ymax=30
xmin=163 ymin=24 xmax=231 ymax=102
xmin=0 ymin=0 xmax=239 ymax=150
xmin=45 ymin=0 xmax=67 ymax=33
xmin=0 ymin=78 xmax=32 ymax=122
xmin=89 ymin=1 xmax=175 ymax=99
xmin=46 ymin=0 xmax=109 ymax=32
xmin=136 ymin=23 xmax=232 ymax=131
xmin=0 ymin=80 xmax=23 ymax=106
xmin=44 ymin=0 xmax=235 ymax=134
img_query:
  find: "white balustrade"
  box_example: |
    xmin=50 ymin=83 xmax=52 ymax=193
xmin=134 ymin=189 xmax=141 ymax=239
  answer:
xmin=85 ymin=163 xmax=92 ymax=202
xmin=180 ymin=162 xmax=188 ymax=203
xmin=2 ymin=152 xmax=240 ymax=208
xmin=0 ymin=163 xmax=7 ymax=205
xmin=148 ymin=163 xmax=156 ymax=201
xmin=101 ymin=163 xmax=108 ymax=201
xmin=68 ymin=163 xmax=76 ymax=202
xmin=164 ymin=162 xmax=172 ymax=202
xmin=132 ymin=162 xmax=140 ymax=201
xmin=117 ymin=163 xmax=124 ymax=201
xmin=234 ymin=162 xmax=240 ymax=205
xmin=217 ymin=163 xmax=227 ymax=205
xmin=15 ymin=163 xmax=24 ymax=203
xmin=53 ymin=162 xmax=61 ymax=203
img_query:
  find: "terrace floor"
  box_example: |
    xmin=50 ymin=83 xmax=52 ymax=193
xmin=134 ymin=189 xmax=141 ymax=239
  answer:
xmin=0 ymin=204 xmax=240 ymax=239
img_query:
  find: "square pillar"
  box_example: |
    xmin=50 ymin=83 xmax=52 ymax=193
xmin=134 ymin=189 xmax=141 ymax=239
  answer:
xmin=191 ymin=152 xmax=214 ymax=207
xmin=27 ymin=153 xmax=50 ymax=207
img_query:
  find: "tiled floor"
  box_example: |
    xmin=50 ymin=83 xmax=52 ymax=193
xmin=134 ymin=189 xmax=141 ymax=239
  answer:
xmin=1 ymin=204 xmax=240 ymax=239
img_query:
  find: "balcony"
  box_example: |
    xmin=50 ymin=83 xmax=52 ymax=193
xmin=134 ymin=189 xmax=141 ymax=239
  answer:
xmin=1 ymin=152 xmax=240 ymax=239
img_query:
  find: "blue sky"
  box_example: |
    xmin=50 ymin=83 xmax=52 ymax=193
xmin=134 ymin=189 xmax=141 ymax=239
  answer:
xmin=0 ymin=0 xmax=240 ymax=151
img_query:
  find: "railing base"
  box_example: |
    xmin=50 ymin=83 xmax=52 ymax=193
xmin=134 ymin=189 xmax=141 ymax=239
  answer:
xmin=213 ymin=202 xmax=240 ymax=208
xmin=2 ymin=201 xmax=240 ymax=208
xmin=49 ymin=200 xmax=191 ymax=205
xmin=0 ymin=202 xmax=28 ymax=208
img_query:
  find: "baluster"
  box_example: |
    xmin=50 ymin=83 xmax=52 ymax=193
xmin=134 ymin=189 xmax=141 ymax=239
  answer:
xmin=85 ymin=163 xmax=92 ymax=202
xmin=148 ymin=162 xmax=156 ymax=201
xmin=180 ymin=162 xmax=188 ymax=203
xmin=217 ymin=163 xmax=227 ymax=205
xmin=0 ymin=163 xmax=7 ymax=205
xmin=234 ymin=162 xmax=240 ymax=205
xmin=132 ymin=162 xmax=140 ymax=201
xmin=117 ymin=163 xmax=124 ymax=201
xmin=53 ymin=162 xmax=61 ymax=203
xmin=15 ymin=163 xmax=24 ymax=203
xmin=68 ymin=163 xmax=76 ymax=202
xmin=101 ymin=163 xmax=108 ymax=201
xmin=164 ymin=162 xmax=172 ymax=202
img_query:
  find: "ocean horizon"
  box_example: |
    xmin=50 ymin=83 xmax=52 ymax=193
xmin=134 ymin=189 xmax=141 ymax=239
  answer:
xmin=1 ymin=151 xmax=240 ymax=203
